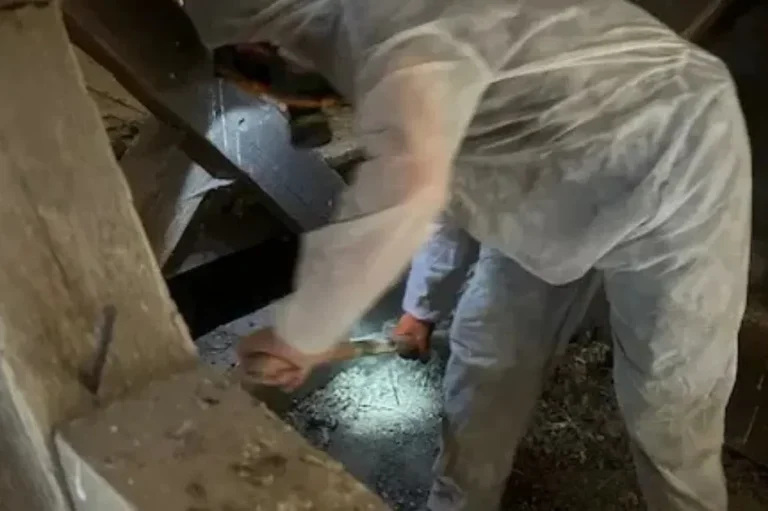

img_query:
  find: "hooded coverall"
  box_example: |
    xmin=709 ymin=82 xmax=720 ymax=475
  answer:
xmin=184 ymin=0 xmax=752 ymax=509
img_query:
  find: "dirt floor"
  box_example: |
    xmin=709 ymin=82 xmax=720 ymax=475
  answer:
xmin=286 ymin=332 xmax=768 ymax=511
xmin=192 ymin=278 xmax=768 ymax=511
xmin=504 ymin=336 xmax=768 ymax=511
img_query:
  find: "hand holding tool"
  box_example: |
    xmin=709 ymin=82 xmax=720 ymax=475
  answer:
xmin=239 ymin=334 xmax=422 ymax=388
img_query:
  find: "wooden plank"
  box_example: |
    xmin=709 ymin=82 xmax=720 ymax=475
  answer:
xmin=63 ymin=0 xmax=346 ymax=233
xmin=56 ymin=367 xmax=390 ymax=511
xmin=0 ymin=3 xmax=198 ymax=508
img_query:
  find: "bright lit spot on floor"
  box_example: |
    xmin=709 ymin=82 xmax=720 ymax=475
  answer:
xmin=327 ymin=357 xmax=441 ymax=438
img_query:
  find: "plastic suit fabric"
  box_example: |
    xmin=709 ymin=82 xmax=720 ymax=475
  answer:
xmin=184 ymin=0 xmax=751 ymax=509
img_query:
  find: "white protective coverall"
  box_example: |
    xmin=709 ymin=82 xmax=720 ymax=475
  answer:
xmin=184 ymin=0 xmax=752 ymax=509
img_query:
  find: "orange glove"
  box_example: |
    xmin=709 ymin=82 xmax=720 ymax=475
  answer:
xmin=391 ymin=313 xmax=434 ymax=362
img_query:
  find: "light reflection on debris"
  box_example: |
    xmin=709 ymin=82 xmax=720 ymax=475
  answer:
xmin=286 ymin=352 xmax=446 ymax=510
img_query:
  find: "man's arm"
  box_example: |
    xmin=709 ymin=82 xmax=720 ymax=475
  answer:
xmin=404 ymin=212 xmax=480 ymax=323
xmin=274 ymin=32 xmax=491 ymax=354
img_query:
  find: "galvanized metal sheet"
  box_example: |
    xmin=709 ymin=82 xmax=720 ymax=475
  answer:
xmin=172 ymin=80 xmax=342 ymax=231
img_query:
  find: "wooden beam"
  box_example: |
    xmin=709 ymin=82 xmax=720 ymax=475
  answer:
xmin=0 ymin=2 xmax=198 ymax=508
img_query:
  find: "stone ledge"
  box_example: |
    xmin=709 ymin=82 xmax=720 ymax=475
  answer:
xmin=56 ymin=366 xmax=389 ymax=511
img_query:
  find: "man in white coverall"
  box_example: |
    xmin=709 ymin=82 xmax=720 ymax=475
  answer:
xmin=184 ymin=0 xmax=751 ymax=509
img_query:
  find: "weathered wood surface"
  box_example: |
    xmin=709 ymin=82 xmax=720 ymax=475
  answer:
xmin=57 ymin=368 xmax=389 ymax=511
xmin=0 ymin=3 xmax=198 ymax=509
xmin=63 ymin=0 xmax=346 ymax=234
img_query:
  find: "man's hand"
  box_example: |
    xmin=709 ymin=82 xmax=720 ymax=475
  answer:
xmin=392 ymin=313 xmax=434 ymax=362
xmin=237 ymin=328 xmax=327 ymax=391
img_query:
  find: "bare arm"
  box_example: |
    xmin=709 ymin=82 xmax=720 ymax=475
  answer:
xmin=274 ymin=32 xmax=491 ymax=353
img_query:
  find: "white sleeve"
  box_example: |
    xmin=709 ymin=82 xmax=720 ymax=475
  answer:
xmin=275 ymin=34 xmax=490 ymax=354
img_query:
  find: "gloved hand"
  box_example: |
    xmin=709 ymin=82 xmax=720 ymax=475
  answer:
xmin=391 ymin=313 xmax=434 ymax=362
xmin=237 ymin=328 xmax=332 ymax=391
